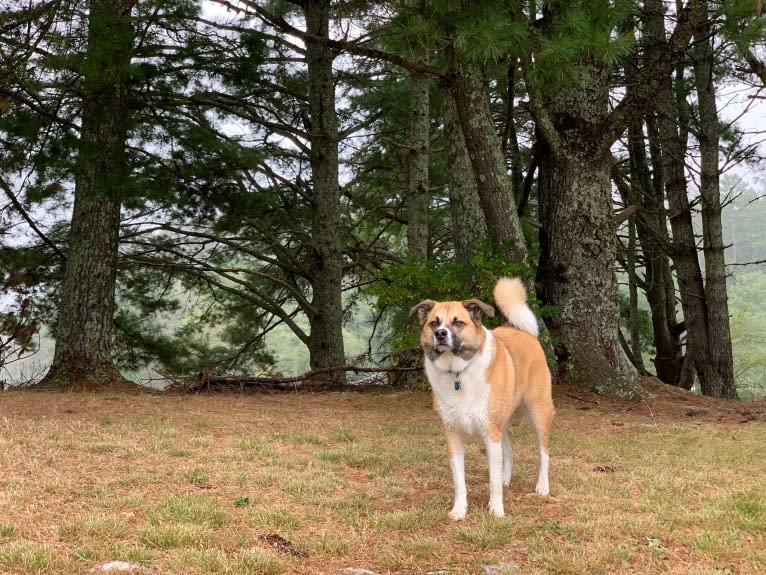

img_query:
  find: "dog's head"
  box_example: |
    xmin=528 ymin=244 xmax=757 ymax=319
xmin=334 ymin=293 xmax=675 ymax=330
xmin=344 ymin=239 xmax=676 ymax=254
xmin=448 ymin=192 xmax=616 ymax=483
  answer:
xmin=409 ymin=298 xmax=495 ymax=360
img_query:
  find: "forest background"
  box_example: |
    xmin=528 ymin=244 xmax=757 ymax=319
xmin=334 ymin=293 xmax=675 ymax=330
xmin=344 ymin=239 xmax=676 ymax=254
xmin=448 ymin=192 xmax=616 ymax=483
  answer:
xmin=2 ymin=0 xmax=766 ymax=400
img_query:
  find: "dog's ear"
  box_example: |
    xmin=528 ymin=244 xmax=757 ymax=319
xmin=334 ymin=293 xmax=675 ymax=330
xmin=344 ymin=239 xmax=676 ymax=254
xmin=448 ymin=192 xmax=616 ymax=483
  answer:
xmin=409 ymin=300 xmax=437 ymax=325
xmin=462 ymin=299 xmax=495 ymax=325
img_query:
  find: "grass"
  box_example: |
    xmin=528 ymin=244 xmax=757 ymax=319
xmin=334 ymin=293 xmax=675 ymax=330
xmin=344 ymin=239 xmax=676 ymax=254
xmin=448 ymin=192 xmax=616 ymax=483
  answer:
xmin=0 ymin=387 xmax=764 ymax=574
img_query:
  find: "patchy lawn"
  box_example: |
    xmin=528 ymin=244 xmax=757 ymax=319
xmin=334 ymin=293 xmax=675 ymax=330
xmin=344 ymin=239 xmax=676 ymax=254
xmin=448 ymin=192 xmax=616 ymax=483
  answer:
xmin=0 ymin=380 xmax=764 ymax=574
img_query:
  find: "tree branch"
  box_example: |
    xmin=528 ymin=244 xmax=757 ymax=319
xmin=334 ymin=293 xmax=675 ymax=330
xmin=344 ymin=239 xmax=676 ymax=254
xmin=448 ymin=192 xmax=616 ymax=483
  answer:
xmin=603 ymin=0 xmax=708 ymax=150
xmin=0 ymin=178 xmax=66 ymax=262
xmin=209 ymin=0 xmax=444 ymax=77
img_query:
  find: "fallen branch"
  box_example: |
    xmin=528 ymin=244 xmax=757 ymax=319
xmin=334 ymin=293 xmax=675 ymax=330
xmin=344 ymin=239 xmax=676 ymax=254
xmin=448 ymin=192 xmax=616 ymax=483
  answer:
xmin=171 ymin=365 xmax=423 ymax=393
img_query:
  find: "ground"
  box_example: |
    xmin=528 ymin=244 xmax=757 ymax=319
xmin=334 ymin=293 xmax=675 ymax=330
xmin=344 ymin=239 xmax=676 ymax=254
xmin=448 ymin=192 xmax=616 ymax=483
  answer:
xmin=559 ymin=376 xmax=765 ymax=426
xmin=0 ymin=378 xmax=764 ymax=574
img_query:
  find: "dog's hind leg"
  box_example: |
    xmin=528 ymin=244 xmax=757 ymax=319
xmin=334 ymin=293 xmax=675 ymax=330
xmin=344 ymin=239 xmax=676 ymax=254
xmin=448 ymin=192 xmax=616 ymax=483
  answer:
xmin=527 ymin=399 xmax=553 ymax=496
xmin=501 ymin=430 xmax=513 ymax=487
xmin=445 ymin=429 xmax=468 ymax=520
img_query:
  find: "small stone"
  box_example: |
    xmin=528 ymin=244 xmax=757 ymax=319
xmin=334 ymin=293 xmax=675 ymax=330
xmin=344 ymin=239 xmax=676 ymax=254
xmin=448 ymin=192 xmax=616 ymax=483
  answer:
xmin=482 ymin=564 xmax=520 ymax=575
xmin=338 ymin=569 xmax=380 ymax=575
xmin=89 ymin=561 xmax=151 ymax=573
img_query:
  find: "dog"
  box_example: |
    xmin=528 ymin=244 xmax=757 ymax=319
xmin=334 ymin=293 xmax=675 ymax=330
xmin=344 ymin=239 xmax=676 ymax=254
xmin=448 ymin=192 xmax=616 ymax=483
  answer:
xmin=410 ymin=277 xmax=554 ymax=519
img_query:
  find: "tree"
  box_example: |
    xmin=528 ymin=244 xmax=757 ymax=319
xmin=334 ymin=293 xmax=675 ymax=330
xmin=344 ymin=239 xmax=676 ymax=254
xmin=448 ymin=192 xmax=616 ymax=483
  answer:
xmin=445 ymin=52 xmax=527 ymax=263
xmin=39 ymin=0 xmax=135 ymax=389
xmin=2 ymin=0 xmax=760 ymax=400
xmin=614 ymin=121 xmax=686 ymax=387
xmin=301 ymin=0 xmax=347 ymax=381
xmin=727 ymin=271 xmax=766 ymax=399
xmin=523 ymin=0 xmax=709 ymax=398
xmin=403 ymin=13 xmax=432 ymax=259
xmin=689 ymin=4 xmax=735 ymax=398
xmin=442 ymin=89 xmax=486 ymax=264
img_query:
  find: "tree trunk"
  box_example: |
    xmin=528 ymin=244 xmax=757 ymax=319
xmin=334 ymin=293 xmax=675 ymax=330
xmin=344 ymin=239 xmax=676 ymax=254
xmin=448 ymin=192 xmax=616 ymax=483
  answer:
xmin=640 ymin=0 xmax=694 ymax=389
xmin=442 ymin=89 xmax=486 ymax=265
xmin=405 ymin=68 xmax=431 ymax=259
xmin=41 ymin=0 xmax=134 ymax=390
xmin=626 ymin=116 xmax=685 ymax=385
xmin=625 ymin=218 xmax=646 ymax=374
xmin=304 ymin=0 xmax=346 ymax=383
xmin=445 ymin=51 xmax=527 ymax=264
xmin=649 ymin=0 xmax=734 ymax=398
xmin=536 ymin=67 xmax=640 ymax=398
xmin=691 ymin=11 xmax=736 ymax=398
xmin=655 ymin=68 xmax=712 ymax=394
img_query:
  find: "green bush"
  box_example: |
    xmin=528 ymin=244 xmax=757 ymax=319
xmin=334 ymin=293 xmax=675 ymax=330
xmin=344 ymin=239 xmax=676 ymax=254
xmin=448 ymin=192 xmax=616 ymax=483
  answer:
xmin=367 ymin=241 xmax=533 ymax=355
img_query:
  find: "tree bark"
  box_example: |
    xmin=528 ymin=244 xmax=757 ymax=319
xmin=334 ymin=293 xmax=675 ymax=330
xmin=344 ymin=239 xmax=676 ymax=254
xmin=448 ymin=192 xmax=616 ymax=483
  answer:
xmin=41 ymin=0 xmax=134 ymax=390
xmin=626 ymin=116 xmax=684 ymax=385
xmin=405 ymin=67 xmax=431 ymax=259
xmin=625 ymin=218 xmax=646 ymax=374
xmin=442 ymin=89 xmax=486 ymax=265
xmin=304 ymin=0 xmax=346 ymax=383
xmin=646 ymin=0 xmax=735 ymax=398
xmin=691 ymin=9 xmax=736 ymax=398
xmin=536 ymin=66 xmax=641 ymax=398
xmin=641 ymin=0 xmax=694 ymax=391
xmin=445 ymin=51 xmax=527 ymax=264
xmin=523 ymin=0 xmax=708 ymax=398
xmin=655 ymin=72 xmax=710 ymax=393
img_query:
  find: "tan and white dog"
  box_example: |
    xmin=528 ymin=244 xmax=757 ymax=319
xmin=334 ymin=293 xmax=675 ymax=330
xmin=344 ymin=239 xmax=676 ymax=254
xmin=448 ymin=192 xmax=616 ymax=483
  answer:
xmin=410 ymin=277 xmax=554 ymax=520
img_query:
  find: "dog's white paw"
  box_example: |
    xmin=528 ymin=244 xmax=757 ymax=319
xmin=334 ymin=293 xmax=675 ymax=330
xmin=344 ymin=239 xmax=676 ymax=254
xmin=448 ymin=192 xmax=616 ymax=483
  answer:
xmin=488 ymin=500 xmax=504 ymax=518
xmin=449 ymin=505 xmax=467 ymax=521
xmin=535 ymin=482 xmax=549 ymax=496
xmin=502 ymin=471 xmax=512 ymax=487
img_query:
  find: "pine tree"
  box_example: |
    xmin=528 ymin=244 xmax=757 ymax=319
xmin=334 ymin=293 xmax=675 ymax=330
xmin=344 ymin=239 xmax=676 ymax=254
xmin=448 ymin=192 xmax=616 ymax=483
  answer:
xmin=33 ymin=0 xmax=135 ymax=389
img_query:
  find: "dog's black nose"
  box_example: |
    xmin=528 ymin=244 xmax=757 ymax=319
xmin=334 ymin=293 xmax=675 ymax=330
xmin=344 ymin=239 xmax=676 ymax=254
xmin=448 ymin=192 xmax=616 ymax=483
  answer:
xmin=435 ymin=328 xmax=448 ymax=340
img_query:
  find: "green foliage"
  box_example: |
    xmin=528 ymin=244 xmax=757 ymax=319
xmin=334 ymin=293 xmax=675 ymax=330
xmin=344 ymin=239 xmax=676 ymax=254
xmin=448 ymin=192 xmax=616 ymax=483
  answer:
xmin=145 ymin=495 xmax=229 ymax=528
xmin=450 ymin=4 xmax=528 ymax=65
xmin=720 ymin=0 xmax=766 ymax=52
xmin=618 ymin=292 xmax=654 ymax=354
xmin=0 ymin=542 xmax=59 ymax=573
xmin=0 ymin=272 xmax=40 ymax=375
xmin=112 ymin=263 xmax=276 ymax=376
xmin=722 ymin=179 xmax=766 ymax=273
xmin=3 ymin=0 xmax=760 ymax=389
xmin=0 ymin=523 xmax=16 ymax=541
xmin=368 ymin=241 xmax=531 ymax=354
xmin=527 ymin=0 xmax=637 ymax=91
xmin=727 ymin=271 xmax=766 ymax=399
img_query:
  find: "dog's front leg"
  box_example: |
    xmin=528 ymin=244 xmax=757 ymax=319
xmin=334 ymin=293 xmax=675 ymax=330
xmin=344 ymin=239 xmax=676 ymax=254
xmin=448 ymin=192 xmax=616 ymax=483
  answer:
xmin=486 ymin=436 xmax=505 ymax=518
xmin=445 ymin=429 xmax=467 ymax=520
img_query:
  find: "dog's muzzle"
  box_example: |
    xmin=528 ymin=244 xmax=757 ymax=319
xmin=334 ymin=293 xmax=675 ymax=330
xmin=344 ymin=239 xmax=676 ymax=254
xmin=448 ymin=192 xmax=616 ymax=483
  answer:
xmin=434 ymin=327 xmax=455 ymax=352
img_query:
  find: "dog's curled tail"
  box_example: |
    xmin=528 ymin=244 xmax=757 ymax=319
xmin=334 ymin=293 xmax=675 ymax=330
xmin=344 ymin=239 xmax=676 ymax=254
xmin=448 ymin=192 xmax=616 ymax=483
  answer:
xmin=494 ymin=277 xmax=539 ymax=337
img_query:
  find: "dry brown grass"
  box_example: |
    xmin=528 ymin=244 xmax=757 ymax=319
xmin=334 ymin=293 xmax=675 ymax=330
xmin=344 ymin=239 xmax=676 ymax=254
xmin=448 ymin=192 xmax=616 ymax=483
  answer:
xmin=0 ymin=381 xmax=764 ymax=575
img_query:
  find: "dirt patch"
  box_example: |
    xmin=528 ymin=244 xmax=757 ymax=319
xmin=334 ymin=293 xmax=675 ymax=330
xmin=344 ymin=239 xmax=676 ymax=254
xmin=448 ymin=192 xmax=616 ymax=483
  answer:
xmin=553 ymin=376 xmax=766 ymax=427
xmin=23 ymin=363 xmax=149 ymax=394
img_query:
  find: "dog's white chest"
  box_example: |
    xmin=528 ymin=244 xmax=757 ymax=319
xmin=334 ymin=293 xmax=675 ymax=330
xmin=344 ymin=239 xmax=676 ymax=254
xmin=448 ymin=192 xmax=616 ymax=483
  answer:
xmin=425 ymin=331 xmax=494 ymax=437
xmin=432 ymin=379 xmax=490 ymax=436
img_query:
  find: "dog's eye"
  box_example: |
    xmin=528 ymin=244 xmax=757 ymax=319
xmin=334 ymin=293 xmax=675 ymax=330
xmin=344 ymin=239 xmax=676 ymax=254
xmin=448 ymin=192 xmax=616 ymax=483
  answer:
xmin=429 ymin=319 xmax=440 ymax=329
xmin=453 ymin=319 xmax=465 ymax=328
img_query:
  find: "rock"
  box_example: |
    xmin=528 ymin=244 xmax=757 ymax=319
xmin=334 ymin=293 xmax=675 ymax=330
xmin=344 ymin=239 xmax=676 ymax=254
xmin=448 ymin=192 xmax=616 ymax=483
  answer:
xmin=482 ymin=564 xmax=520 ymax=575
xmin=89 ymin=561 xmax=152 ymax=573
xmin=338 ymin=569 xmax=380 ymax=575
